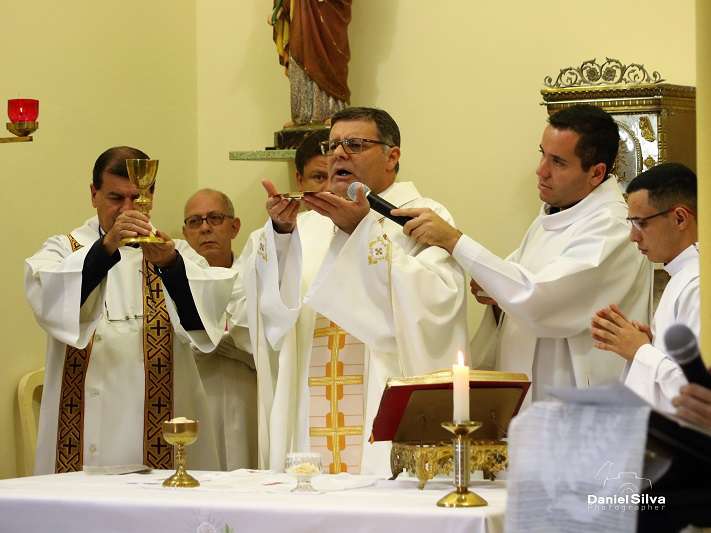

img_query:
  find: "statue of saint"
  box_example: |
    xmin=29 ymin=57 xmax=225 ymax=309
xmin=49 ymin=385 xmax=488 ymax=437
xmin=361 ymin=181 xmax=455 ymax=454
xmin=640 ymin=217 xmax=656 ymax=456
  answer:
xmin=270 ymin=0 xmax=352 ymax=126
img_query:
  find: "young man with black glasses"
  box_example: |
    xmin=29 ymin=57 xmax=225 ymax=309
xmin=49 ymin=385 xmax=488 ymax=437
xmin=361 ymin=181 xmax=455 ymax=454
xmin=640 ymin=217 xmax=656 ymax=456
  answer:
xmin=591 ymin=163 xmax=698 ymax=412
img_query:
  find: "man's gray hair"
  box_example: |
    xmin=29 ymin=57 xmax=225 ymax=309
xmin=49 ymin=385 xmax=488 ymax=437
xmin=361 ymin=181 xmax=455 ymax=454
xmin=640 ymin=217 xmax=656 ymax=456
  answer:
xmin=184 ymin=188 xmax=235 ymax=217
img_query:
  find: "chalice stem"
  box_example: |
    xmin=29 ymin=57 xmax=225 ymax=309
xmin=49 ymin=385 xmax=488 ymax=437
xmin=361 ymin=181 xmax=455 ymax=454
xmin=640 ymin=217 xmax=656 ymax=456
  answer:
xmin=175 ymin=443 xmax=186 ymax=472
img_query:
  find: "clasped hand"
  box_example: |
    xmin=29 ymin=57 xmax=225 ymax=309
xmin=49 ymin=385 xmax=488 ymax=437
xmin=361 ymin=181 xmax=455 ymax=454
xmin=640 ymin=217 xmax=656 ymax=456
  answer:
xmin=103 ymin=210 xmax=176 ymax=267
xmin=591 ymin=304 xmax=652 ymax=361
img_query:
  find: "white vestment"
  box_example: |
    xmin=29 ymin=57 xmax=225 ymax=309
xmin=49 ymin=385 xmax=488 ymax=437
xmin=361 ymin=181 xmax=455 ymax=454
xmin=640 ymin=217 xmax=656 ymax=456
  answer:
xmin=457 ymin=178 xmax=652 ymax=403
xmin=234 ymin=181 xmax=468 ymax=475
xmin=194 ymin=257 xmax=257 ymax=470
xmin=25 ymin=216 xmax=235 ymax=475
xmin=624 ymin=244 xmax=699 ymax=412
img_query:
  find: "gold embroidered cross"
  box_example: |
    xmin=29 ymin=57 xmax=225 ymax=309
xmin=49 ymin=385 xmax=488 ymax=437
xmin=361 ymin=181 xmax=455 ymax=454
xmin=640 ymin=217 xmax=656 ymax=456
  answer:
xmin=308 ymin=321 xmax=364 ymax=473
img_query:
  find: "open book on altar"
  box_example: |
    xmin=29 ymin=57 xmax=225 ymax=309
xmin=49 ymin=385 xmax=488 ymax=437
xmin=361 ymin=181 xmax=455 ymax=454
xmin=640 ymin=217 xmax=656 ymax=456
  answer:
xmin=370 ymin=369 xmax=531 ymax=443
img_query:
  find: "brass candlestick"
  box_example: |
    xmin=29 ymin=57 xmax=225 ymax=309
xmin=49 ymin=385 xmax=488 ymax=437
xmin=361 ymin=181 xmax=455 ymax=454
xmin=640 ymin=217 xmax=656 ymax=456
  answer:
xmin=437 ymin=421 xmax=488 ymax=508
xmin=162 ymin=420 xmax=200 ymax=488
xmin=121 ymin=158 xmax=162 ymax=245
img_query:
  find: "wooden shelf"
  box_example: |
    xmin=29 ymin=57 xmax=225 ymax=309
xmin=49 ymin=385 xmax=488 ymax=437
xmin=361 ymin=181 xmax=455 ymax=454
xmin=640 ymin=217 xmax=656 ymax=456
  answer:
xmin=0 ymin=136 xmax=33 ymax=144
xmin=229 ymin=149 xmax=295 ymax=162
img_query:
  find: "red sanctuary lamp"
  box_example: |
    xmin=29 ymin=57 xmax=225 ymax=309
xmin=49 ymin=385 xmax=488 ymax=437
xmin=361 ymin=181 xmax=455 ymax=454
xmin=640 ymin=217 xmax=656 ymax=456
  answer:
xmin=1 ymin=98 xmax=39 ymax=143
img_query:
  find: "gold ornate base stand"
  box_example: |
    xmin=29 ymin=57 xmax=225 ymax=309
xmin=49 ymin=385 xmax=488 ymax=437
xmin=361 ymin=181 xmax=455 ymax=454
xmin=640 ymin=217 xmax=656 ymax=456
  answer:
xmin=437 ymin=421 xmax=488 ymax=508
xmin=390 ymin=440 xmax=507 ymax=489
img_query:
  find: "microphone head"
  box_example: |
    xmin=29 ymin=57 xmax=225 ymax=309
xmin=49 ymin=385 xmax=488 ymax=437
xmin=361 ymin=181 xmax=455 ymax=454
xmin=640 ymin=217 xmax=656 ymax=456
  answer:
xmin=346 ymin=181 xmax=371 ymax=201
xmin=664 ymin=323 xmax=698 ymax=365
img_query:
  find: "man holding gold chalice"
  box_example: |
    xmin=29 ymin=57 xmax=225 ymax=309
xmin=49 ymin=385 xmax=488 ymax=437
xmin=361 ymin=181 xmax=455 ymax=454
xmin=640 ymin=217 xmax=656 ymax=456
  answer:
xmin=25 ymin=146 xmax=236 ymax=475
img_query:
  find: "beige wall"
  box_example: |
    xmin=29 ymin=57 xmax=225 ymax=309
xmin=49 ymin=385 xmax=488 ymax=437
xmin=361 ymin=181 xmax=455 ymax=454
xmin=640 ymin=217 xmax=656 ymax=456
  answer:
xmin=0 ymin=1 xmax=198 ymax=478
xmin=0 ymin=0 xmax=697 ymax=479
xmin=197 ymin=0 xmax=696 ymax=346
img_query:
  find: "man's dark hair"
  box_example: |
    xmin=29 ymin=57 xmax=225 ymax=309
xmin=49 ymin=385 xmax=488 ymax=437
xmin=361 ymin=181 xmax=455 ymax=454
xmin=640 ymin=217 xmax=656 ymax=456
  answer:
xmin=626 ymin=162 xmax=697 ymax=213
xmin=92 ymin=146 xmax=150 ymax=189
xmin=295 ymin=129 xmax=329 ymax=175
xmin=331 ymin=107 xmax=401 ymax=172
xmin=548 ymin=104 xmax=619 ymax=177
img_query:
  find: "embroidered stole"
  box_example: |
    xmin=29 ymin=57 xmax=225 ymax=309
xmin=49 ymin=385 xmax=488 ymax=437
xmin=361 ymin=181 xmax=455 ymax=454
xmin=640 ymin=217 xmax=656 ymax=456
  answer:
xmin=55 ymin=236 xmax=174 ymax=472
xmin=308 ymin=315 xmax=365 ymax=474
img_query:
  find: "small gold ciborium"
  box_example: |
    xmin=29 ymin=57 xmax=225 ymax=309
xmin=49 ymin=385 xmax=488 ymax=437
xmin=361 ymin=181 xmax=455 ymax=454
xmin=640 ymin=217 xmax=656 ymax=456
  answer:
xmin=437 ymin=421 xmax=488 ymax=508
xmin=162 ymin=419 xmax=200 ymax=488
xmin=121 ymin=158 xmax=162 ymax=245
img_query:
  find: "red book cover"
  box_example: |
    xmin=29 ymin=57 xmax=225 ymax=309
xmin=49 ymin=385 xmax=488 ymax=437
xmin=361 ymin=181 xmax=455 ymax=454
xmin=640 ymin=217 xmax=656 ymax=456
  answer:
xmin=370 ymin=370 xmax=530 ymax=443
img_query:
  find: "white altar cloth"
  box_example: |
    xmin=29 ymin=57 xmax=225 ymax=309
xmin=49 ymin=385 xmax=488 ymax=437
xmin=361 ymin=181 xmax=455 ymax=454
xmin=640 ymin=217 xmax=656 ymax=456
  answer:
xmin=0 ymin=470 xmax=506 ymax=533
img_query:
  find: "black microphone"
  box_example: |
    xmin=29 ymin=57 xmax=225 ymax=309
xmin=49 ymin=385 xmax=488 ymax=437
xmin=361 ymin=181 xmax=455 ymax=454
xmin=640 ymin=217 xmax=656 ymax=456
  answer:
xmin=664 ymin=324 xmax=711 ymax=389
xmin=346 ymin=182 xmax=413 ymax=226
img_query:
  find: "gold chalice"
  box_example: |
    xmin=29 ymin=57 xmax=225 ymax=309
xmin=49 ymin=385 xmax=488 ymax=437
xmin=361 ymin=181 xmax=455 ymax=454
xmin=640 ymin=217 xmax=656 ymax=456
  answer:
xmin=162 ymin=419 xmax=200 ymax=488
xmin=121 ymin=158 xmax=162 ymax=245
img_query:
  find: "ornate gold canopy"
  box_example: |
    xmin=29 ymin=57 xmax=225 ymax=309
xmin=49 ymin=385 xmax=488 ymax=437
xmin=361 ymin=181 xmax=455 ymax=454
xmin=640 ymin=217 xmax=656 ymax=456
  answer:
xmin=541 ymin=58 xmax=696 ymax=190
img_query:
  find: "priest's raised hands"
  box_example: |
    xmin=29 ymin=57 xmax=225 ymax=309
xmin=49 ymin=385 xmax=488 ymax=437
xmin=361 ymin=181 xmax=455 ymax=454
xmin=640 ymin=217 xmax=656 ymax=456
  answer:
xmin=141 ymin=229 xmax=178 ymax=268
xmin=302 ymin=184 xmax=369 ymax=234
xmin=101 ymin=210 xmax=153 ymax=254
xmin=262 ymin=179 xmax=300 ymax=233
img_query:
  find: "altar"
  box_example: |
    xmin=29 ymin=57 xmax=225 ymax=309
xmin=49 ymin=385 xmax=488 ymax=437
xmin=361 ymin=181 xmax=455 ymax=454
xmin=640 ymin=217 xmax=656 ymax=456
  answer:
xmin=0 ymin=471 xmax=506 ymax=533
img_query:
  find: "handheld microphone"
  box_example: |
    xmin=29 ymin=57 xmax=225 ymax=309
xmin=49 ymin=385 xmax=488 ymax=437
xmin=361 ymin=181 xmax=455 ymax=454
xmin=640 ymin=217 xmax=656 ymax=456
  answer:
xmin=664 ymin=324 xmax=711 ymax=389
xmin=346 ymin=182 xmax=413 ymax=226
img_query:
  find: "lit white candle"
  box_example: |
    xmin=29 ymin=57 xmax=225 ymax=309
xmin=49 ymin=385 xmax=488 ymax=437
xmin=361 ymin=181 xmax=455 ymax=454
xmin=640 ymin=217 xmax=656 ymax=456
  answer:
xmin=452 ymin=351 xmax=470 ymax=423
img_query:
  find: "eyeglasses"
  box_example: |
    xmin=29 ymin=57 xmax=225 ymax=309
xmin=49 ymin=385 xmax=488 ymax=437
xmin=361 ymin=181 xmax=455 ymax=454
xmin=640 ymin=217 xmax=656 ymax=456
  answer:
xmin=319 ymin=137 xmax=392 ymax=155
xmin=626 ymin=208 xmax=674 ymax=231
xmin=183 ymin=212 xmax=233 ymax=230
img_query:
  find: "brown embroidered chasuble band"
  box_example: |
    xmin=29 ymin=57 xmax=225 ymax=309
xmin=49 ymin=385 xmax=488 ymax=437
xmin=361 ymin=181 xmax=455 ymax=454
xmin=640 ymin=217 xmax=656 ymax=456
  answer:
xmin=55 ymin=235 xmax=92 ymax=472
xmin=55 ymin=236 xmax=174 ymax=472
xmin=141 ymin=258 xmax=174 ymax=468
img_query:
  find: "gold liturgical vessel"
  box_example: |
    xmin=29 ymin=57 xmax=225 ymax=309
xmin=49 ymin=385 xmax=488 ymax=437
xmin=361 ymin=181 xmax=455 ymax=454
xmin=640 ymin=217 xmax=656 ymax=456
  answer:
xmin=162 ymin=419 xmax=200 ymax=488
xmin=121 ymin=158 xmax=162 ymax=245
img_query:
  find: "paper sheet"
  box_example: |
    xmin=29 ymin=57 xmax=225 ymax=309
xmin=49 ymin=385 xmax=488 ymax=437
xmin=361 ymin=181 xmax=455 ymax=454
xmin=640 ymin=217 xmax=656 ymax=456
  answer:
xmin=505 ymin=397 xmax=651 ymax=533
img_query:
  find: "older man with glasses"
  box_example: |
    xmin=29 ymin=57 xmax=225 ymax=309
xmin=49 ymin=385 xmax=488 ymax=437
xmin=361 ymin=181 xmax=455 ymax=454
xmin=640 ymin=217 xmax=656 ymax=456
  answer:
xmin=240 ymin=106 xmax=467 ymax=475
xmin=182 ymin=189 xmax=257 ymax=470
xmin=591 ymin=163 xmax=699 ymax=412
